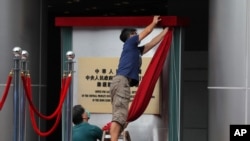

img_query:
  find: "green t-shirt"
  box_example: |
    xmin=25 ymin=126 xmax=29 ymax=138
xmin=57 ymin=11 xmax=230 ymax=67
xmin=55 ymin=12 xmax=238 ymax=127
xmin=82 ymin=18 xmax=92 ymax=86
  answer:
xmin=73 ymin=122 xmax=103 ymax=141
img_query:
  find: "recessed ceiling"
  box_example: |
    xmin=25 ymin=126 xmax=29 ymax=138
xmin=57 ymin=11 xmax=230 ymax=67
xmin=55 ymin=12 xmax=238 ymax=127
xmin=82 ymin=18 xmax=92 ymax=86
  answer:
xmin=48 ymin=0 xmax=169 ymax=16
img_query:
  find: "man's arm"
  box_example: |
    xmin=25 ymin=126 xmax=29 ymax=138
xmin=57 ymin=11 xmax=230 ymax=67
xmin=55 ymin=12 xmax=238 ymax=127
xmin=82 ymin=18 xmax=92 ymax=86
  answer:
xmin=142 ymin=27 xmax=169 ymax=55
xmin=138 ymin=16 xmax=161 ymax=41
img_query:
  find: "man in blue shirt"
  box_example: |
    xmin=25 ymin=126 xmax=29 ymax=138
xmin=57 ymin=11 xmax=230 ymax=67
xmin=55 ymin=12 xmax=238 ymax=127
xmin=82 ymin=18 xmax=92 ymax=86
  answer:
xmin=109 ymin=15 xmax=169 ymax=141
xmin=72 ymin=105 xmax=103 ymax=141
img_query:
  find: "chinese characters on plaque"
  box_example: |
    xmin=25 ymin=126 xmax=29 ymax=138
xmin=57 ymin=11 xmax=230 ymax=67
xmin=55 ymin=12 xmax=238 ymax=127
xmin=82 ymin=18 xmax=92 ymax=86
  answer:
xmin=77 ymin=57 xmax=160 ymax=114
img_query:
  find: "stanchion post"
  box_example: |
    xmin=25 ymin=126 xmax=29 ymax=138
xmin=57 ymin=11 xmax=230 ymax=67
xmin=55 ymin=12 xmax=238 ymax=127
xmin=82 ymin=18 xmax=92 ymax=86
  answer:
xmin=63 ymin=51 xmax=75 ymax=141
xmin=12 ymin=47 xmax=22 ymax=141
xmin=20 ymin=50 xmax=29 ymax=141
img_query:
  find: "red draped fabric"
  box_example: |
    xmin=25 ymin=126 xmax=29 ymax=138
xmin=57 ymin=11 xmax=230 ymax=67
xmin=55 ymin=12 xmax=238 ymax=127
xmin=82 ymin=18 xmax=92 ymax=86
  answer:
xmin=127 ymin=28 xmax=173 ymax=122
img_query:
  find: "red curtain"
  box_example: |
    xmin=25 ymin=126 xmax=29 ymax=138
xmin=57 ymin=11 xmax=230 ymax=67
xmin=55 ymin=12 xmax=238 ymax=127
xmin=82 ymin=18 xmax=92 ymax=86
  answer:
xmin=127 ymin=28 xmax=173 ymax=122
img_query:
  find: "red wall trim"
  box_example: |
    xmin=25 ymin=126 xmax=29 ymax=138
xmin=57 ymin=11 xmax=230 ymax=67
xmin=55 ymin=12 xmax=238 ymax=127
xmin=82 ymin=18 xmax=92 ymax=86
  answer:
xmin=55 ymin=16 xmax=189 ymax=27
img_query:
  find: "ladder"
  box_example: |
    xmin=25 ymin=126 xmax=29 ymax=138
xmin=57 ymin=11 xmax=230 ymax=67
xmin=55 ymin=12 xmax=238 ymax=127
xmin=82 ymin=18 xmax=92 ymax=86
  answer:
xmin=101 ymin=130 xmax=131 ymax=141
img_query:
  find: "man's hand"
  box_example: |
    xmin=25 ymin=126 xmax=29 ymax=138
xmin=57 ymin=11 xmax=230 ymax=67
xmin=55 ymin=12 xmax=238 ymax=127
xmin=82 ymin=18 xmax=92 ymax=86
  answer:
xmin=153 ymin=15 xmax=162 ymax=25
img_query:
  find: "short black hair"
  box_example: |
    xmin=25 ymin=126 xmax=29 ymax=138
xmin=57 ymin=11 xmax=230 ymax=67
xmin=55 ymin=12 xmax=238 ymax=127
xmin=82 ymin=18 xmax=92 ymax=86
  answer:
xmin=72 ymin=105 xmax=85 ymax=125
xmin=120 ymin=28 xmax=137 ymax=42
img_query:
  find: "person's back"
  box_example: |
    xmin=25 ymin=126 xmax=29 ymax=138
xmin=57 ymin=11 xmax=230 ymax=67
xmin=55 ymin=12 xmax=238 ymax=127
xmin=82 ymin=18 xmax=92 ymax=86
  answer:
xmin=73 ymin=122 xmax=102 ymax=141
xmin=72 ymin=105 xmax=103 ymax=141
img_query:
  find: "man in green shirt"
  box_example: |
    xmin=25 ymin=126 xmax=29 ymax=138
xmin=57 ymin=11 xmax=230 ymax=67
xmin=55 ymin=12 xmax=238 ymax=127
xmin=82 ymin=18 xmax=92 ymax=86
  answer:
xmin=72 ymin=105 xmax=103 ymax=141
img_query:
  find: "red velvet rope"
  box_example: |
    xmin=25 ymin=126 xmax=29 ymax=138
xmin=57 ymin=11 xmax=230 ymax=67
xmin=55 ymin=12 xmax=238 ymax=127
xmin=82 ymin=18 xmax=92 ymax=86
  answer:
xmin=29 ymin=107 xmax=62 ymax=137
xmin=22 ymin=74 xmax=70 ymax=120
xmin=0 ymin=71 xmax=13 ymax=110
xmin=27 ymin=76 xmax=66 ymax=136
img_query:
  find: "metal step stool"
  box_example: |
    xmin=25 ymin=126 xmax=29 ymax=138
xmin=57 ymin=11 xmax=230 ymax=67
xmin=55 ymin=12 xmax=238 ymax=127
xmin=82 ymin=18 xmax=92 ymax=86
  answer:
xmin=101 ymin=130 xmax=131 ymax=141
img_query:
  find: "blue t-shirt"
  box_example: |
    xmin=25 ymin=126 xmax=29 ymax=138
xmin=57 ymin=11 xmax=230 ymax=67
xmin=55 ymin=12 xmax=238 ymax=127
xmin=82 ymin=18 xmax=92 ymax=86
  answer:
xmin=73 ymin=122 xmax=103 ymax=141
xmin=117 ymin=35 xmax=144 ymax=86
